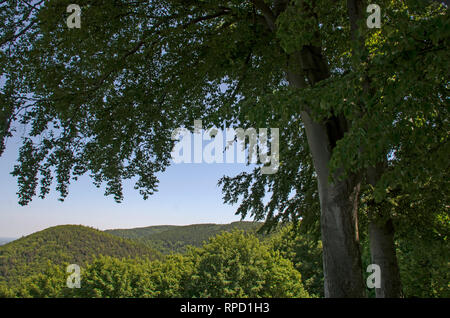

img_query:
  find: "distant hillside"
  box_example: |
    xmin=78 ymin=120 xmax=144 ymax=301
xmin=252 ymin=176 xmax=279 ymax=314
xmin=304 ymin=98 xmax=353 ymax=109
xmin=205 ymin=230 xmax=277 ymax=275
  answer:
xmin=105 ymin=225 xmax=178 ymax=240
xmin=0 ymin=225 xmax=161 ymax=286
xmin=0 ymin=222 xmax=267 ymax=287
xmin=106 ymin=221 xmax=264 ymax=253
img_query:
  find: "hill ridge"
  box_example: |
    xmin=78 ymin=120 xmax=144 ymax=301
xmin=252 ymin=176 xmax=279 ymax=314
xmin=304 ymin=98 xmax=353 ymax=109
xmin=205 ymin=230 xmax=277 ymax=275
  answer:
xmin=105 ymin=221 xmax=264 ymax=254
xmin=0 ymin=224 xmax=160 ymax=286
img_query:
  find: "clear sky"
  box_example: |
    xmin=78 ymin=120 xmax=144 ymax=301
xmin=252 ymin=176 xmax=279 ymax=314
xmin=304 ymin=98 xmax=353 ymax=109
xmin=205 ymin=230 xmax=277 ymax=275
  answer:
xmin=0 ymin=131 xmax=254 ymax=238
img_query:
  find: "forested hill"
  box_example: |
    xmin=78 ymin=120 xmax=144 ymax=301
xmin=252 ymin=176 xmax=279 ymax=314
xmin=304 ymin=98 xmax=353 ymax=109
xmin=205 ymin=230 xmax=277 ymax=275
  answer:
xmin=0 ymin=225 xmax=161 ymax=286
xmin=105 ymin=221 xmax=264 ymax=253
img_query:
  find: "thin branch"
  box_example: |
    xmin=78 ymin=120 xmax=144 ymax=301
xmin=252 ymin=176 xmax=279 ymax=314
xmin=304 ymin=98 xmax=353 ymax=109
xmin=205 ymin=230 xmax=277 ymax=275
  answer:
xmin=182 ymin=8 xmax=232 ymax=29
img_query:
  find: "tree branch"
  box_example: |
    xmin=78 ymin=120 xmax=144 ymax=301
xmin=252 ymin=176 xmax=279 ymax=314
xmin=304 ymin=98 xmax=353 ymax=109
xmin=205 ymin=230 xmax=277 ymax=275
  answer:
xmin=250 ymin=0 xmax=277 ymax=32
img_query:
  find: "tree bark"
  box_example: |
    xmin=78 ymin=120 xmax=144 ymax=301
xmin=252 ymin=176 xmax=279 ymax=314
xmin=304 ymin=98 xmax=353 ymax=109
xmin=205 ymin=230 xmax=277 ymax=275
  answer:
xmin=277 ymin=0 xmax=366 ymax=297
xmin=367 ymin=166 xmax=402 ymax=298
xmin=301 ymin=110 xmax=365 ymax=298
xmin=287 ymin=58 xmax=366 ymax=297
xmin=369 ymin=218 xmax=402 ymax=298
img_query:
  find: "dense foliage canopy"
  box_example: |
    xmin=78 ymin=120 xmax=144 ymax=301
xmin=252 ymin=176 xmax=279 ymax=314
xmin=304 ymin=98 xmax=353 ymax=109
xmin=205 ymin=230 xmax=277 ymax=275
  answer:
xmin=0 ymin=223 xmax=448 ymax=298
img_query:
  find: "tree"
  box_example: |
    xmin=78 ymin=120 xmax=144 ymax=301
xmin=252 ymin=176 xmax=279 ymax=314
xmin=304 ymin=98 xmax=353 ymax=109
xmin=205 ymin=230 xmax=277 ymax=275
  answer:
xmin=147 ymin=254 xmax=194 ymax=297
xmin=389 ymin=182 xmax=449 ymax=297
xmin=0 ymin=282 xmax=15 ymax=298
xmin=184 ymin=231 xmax=309 ymax=298
xmin=1 ymin=0 xmax=448 ymax=297
xmin=73 ymin=256 xmax=157 ymax=298
xmin=11 ymin=261 xmax=75 ymax=298
xmin=268 ymin=224 xmax=324 ymax=297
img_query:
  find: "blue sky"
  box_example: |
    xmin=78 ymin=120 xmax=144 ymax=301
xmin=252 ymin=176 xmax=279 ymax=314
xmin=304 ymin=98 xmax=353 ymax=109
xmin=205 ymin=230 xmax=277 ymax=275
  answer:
xmin=0 ymin=131 xmax=254 ymax=237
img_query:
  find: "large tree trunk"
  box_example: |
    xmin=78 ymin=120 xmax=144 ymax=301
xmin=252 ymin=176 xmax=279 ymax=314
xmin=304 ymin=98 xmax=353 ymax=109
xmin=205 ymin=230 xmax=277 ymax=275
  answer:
xmin=369 ymin=218 xmax=402 ymax=298
xmin=254 ymin=0 xmax=367 ymax=297
xmin=301 ymin=110 xmax=366 ymax=297
xmin=367 ymin=166 xmax=402 ymax=298
xmin=321 ymin=178 xmax=365 ymax=297
xmin=287 ymin=61 xmax=366 ymax=297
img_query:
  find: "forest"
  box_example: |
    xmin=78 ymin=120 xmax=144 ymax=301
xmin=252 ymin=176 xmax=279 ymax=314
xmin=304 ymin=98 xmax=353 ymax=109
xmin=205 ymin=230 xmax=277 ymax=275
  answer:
xmin=0 ymin=221 xmax=448 ymax=298
xmin=0 ymin=0 xmax=448 ymax=298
